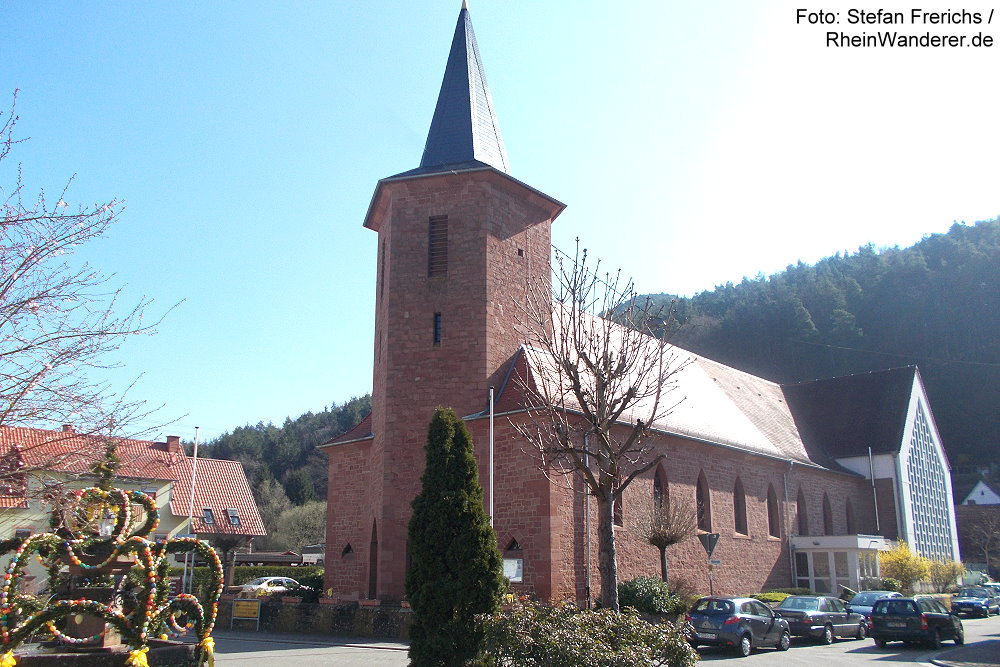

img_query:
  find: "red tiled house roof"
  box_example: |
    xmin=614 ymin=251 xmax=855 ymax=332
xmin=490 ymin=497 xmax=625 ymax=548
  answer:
xmin=0 ymin=426 xmax=265 ymax=537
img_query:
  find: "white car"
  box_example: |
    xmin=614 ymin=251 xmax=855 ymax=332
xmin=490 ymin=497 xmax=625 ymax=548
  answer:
xmin=239 ymin=577 xmax=305 ymax=596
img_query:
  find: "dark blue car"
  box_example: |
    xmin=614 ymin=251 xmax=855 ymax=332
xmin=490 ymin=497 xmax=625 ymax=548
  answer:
xmin=687 ymin=597 xmax=791 ymax=657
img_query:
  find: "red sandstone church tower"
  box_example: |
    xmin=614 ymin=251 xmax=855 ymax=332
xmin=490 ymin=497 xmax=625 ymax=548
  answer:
xmin=321 ymin=3 xmax=564 ymax=603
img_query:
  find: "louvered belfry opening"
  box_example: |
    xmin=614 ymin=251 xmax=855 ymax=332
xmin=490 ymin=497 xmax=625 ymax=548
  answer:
xmin=428 ymin=215 xmax=448 ymax=277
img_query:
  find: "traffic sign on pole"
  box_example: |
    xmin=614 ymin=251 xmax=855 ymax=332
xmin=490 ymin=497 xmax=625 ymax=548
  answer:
xmin=698 ymin=532 xmax=720 ymax=557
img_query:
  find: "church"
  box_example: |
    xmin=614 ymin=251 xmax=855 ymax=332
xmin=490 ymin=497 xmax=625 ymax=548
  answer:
xmin=320 ymin=4 xmax=959 ymax=605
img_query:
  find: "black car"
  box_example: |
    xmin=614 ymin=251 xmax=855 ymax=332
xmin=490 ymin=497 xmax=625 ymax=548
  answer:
xmin=847 ymin=590 xmax=903 ymax=630
xmin=951 ymin=587 xmax=1000 ymax=617
xmin=776 ymin=595 xmax=868 ymax=643
xmin=687 ymin=597 xmax=791 ymax=657
xmin=870 ymin=597 xmax=964 ymax=649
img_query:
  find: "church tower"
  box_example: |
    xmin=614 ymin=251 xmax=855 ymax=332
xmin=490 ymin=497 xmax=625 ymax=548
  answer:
xmin=323 ymin=3 xmax=564 ymax=602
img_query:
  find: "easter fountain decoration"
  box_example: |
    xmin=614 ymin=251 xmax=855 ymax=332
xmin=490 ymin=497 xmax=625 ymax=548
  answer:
xmin=0 ymin=450 xmax=222 ymax=667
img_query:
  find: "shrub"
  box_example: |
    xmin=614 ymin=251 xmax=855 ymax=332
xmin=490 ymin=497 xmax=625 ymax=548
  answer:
xmin=481 ymin=599 xmax=698 ymax=667
xmin=753 ymin=592 xmax=790 ymax=605
xmin=928 ymin=559 xmax=966 ymax=592
xmin=663 ymin=576 xmax=700 ymax=614
xmin=880 ymin=578 xmax=902 ymax=592
xmin=766 ymin=587 xmax=813 ymax=595
xmin=619 ymin=576 xmax=685 ymax=616
xmin=878 ymin=542 xmax=930 ymax=595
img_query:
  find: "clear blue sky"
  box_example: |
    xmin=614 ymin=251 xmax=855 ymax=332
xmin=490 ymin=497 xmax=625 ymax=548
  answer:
xmin=4 ymin=1 xmax=998 ymax=441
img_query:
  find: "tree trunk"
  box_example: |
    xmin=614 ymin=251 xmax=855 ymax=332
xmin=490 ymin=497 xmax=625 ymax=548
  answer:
xmin=596 ymin=494 xmax=619 ymax=610
xmin=659 ymin=546 xmax=669 ymax=584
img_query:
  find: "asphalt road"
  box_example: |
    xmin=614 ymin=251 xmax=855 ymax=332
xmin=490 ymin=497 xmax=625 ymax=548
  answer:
xmin=209 ymin=631 xmax=409 ymax=667
xmin=205 ymin=614 xmax=1000 ymax=666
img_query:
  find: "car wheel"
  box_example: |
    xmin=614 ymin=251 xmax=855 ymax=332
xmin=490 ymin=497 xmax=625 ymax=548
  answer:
xmin=874 ymin=638 xmax=888 ymax=649
xmin=954 ymin=627 xmax=965 ymax=646
xmin=856 ymin=622 xmax=867 ymax=640
xmin=928 ymin=629 xmax=942 ymax=650
xmin=776 ymin=630 xmax=791 ymax=651
xmin=736 ymin=633 xmax=752 ymax=657
xmin=821 ymin=624 xmax=834 ymax=645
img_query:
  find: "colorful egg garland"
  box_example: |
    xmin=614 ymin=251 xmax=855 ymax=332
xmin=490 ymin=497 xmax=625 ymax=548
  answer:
xmin=0 ymin=486 xmax=223 ymax=666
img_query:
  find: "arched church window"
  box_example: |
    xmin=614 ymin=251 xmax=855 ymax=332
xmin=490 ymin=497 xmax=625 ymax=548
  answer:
xmin=797 ymin=488 xmax=809 ymax=535
xmin=653 ymin=465 xmax=668 ymax=508
xmin=823 ymin=493 xmax=834 ymax=535
xmin=696 ymin=471 xmax=712 ymax=532
xmin=733 ymin=477 xmax=748 ymax=535
xmin=766 ymin=484 xmax=780 ymax=537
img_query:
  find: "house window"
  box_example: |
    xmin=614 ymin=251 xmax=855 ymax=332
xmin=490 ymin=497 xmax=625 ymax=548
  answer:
xmin=796 ymin=489 xmax=809 ymax=535
xmin=433 ymin=312 xmax=442 ymax=345
xmin=733 ymin=477 xmax=748 ymax=535
xmin=845 ymin=499 xmax=856 ymax=534
xmin=142 ymin=488 xmax=157 ymax=501
xmin=202 ymin=508 xmax=215 ymax=525
xmin=766 ymin=485 xmax=780 ymax=537
xmin=822 ymin=493 xmax=834 ymax=535
xmin=226 ymin=509 xmax=241 ymax=526
xmin=696 ymin=471 xmax=712 ymax=532
xmin=14 ymin=528 xmax=31 ymax=540
xmin=428 ymin=215 xmax=448 ymax=277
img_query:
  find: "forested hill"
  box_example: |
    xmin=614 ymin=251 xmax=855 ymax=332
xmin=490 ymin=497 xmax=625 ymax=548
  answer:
xmin=647 ymin=219 xmax=1000 ymax=470
xmin=203 ymin=395 xmax=371 ymax=505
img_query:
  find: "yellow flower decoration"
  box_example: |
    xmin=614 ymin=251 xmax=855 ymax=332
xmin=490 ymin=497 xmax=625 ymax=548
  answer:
xmin=125 ymin=646 xmax=149 ymax=667
xmin=0 ymin=650 xmax=17 ymax=667
xmin=200 ymin=637 xmax=216 ymax=667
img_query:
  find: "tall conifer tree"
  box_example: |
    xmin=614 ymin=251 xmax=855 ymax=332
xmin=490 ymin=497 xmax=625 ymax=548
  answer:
xmin=406 ymin=407 xmax=505 ymax=666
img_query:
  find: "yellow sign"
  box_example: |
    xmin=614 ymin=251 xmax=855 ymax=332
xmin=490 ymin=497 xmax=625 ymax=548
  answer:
xmin=232 ymin=599 xmax=261 ymax=620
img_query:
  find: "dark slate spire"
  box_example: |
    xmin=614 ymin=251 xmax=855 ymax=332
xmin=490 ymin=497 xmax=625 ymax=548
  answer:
xmin=417 ymin=2 xmax=510 ymax=175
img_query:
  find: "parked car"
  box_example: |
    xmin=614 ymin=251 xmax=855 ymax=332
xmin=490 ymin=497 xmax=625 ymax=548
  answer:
xmin=238 ymin=576 xmax=308 ymax=596
xmin=775 ymin=595 xmax=867 ymax=643
xmin=951 ymin=587 xmax=1000 ymax=617
xmin=687 ymin=597 xmax=791 ymax=657
xmin=847 ymin=590 xmax=903 ymax=630
xmin=870 ymin=597 xmax=964 ymax=649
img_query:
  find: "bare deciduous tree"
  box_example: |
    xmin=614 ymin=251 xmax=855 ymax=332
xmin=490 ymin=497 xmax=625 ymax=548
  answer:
xmin=513 ymin=241 xmax=688 ymax=610
xmin=964 ymin=508 xmax=1000 ymax=578
xmin=636 ymin=492 xmax=697 ymax=585
xmin=1 ymin=91 xmax=168 ymax=487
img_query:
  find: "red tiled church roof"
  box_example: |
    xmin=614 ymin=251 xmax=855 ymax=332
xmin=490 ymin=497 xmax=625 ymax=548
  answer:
xmin=0 ymin=426 xmax=265 ymax=537
xmin=321 ymin=412 xmax=373 ymax=447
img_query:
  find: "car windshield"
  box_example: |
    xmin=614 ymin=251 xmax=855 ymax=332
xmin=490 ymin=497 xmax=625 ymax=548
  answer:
xmin=779 ymin=597 xmax=819 ymax=610
xmin=851 ymin=592 xmax=888 ymax=605
xmin=957 ymin=588 xmax=988 ymax=597
xmin=245 ymin=578 xmax=267 ymax=586
xmin=693 ymin=599 xmax=734 ymax=615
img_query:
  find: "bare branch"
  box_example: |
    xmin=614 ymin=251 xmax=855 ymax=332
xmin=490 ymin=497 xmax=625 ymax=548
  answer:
xmin=0 ymin=91 xmax=175 ymax=487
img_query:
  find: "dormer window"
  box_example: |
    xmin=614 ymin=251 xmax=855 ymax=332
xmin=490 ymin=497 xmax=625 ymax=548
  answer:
xmin=226 ymin=508 xmax=241 ymax=526
xmin=202 ymin=508 xmax=215 ymax=525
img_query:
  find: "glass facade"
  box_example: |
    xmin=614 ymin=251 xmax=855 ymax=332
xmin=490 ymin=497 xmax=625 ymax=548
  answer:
xmin=904 ymin=401 xmax=955 ymax=560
